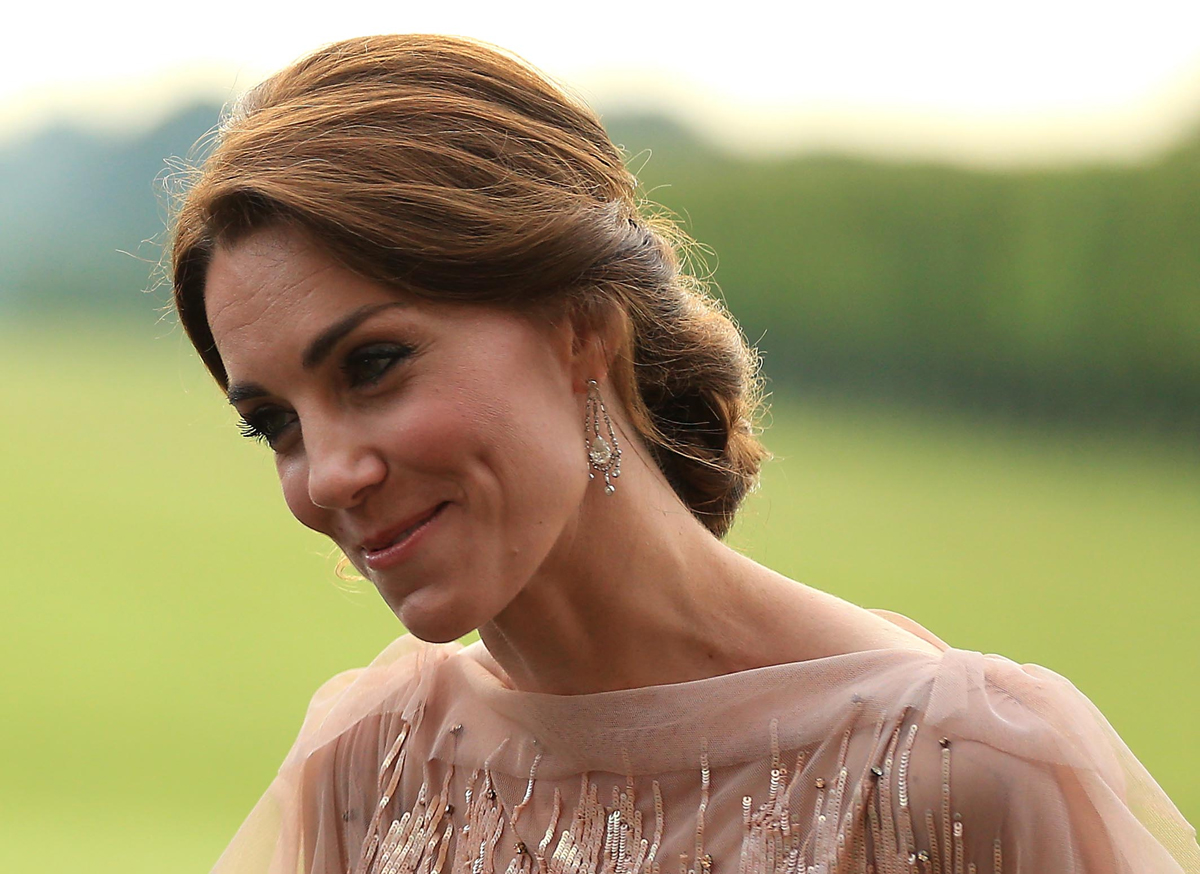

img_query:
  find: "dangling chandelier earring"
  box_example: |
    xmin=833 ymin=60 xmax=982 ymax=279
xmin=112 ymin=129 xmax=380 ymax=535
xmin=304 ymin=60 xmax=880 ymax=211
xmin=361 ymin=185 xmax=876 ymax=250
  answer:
xmin=584 ymin=379 xmax=621 ymax=494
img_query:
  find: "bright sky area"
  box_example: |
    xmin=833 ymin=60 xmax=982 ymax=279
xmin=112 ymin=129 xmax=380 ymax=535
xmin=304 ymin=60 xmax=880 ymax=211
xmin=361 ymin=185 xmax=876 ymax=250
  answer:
xmin=7 ymin=0 xmax=1200 ymax=165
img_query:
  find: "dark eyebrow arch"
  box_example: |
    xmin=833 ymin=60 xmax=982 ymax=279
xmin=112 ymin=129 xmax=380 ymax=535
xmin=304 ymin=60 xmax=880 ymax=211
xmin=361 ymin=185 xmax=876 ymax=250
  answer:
xmin=227 ymin=382 xmax=270 ymax=405
xmin=225 ymin=301 xmax=409 ymax=404
xmin=302 ymin=301 xmax=409 ymax=370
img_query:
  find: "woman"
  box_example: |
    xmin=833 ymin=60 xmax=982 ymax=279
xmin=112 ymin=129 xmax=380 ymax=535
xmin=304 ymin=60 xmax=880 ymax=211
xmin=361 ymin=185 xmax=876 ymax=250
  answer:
xmin=171 ymin=34 xmax=1199 ymax=874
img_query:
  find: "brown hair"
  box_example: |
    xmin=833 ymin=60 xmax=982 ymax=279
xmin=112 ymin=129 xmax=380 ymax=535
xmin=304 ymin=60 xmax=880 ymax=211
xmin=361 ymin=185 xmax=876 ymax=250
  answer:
xmin=171 ymin=34 xmax=767 ymax=538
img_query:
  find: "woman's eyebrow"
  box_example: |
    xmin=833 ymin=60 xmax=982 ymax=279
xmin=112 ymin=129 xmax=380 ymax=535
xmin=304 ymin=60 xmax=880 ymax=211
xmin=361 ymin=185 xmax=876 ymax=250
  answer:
xmin=225 ymin=300 xmax=410 ymax=403
xmin=302 ymin=301 xmax=409 ymax=370
xmin=227 ymin=383 xmax=269 ymax=405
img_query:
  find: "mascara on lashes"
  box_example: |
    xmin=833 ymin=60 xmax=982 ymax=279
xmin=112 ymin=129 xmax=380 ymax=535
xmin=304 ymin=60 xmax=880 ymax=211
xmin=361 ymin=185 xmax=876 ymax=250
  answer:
xmin=236 ymin=343 xmax=416 ymax=446
xmin=341 ymin=342 xmax=415 ymax=388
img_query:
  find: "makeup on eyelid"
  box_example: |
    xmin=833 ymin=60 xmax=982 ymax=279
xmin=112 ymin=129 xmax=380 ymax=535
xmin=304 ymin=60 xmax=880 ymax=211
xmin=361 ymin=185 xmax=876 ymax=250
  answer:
xmin=233 ymin=341 xmax=418 ymax=447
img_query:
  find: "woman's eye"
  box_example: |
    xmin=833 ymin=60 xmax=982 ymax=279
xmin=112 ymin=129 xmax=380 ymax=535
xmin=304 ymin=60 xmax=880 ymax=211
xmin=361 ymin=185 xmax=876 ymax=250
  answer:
xmin=343 ymin=343 xmax=413 ymax=388
xmin=238 ymin=407 xmax=298 ymax=449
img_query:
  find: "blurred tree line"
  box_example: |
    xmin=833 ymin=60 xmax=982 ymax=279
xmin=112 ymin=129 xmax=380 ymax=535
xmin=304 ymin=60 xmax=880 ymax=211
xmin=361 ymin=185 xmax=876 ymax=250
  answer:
xmin=1 ymin=105 xmax=1196 ymax=432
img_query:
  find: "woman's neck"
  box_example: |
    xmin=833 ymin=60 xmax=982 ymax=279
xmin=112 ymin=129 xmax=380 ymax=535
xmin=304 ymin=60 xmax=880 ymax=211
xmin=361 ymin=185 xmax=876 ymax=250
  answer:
xmin=475 ymin=438 xmax=822 ymax=695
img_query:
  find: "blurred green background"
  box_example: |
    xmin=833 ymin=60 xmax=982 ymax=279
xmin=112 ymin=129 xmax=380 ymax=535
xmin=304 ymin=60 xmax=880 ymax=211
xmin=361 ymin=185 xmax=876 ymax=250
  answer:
xmin=1 ymin=103 xmax=1197 ymax=872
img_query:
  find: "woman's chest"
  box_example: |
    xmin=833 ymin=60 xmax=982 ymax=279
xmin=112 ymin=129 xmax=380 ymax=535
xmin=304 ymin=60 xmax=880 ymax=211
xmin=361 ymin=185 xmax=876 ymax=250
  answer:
xmin=334 ymin=713 xmax=965 ymax=874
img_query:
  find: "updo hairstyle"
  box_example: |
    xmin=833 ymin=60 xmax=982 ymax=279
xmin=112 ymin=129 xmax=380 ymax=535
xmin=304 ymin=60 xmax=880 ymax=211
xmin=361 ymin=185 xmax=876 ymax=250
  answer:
xmin=171 ymin=34 xmax=768 ymax=538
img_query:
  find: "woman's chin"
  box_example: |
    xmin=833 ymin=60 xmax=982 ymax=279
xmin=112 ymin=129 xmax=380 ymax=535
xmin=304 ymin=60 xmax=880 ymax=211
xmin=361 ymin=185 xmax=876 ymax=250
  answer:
xmin=391 ymin=590 xmax=486 ymax=644
xmin=403 ymin=621 xmax=474 ymax=645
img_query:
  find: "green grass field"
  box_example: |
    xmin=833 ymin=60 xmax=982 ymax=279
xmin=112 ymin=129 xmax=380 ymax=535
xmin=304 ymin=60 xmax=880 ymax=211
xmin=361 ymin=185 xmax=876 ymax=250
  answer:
xmin=2 ymin=323 xmax=1197 ymax=872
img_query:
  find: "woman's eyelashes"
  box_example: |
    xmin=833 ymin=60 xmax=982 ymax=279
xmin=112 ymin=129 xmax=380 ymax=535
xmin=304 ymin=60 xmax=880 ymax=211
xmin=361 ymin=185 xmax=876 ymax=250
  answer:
xmin=235 ymin=342 xmax=415 ymax=448
xmin=238 ymin=406 xmax=297 ymax=448
xmin=341 ymin=342 xmax=415 ymax=388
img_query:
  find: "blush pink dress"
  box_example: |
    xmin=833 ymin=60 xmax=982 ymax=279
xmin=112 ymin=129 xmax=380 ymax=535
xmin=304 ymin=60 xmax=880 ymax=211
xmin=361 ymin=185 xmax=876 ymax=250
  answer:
xmin=209 ymin=610 xmax=1200 ymax=874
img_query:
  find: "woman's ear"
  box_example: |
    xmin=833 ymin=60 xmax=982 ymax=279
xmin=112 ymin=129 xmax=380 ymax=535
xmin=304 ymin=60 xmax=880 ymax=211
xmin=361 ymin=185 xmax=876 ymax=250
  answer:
xmin=571 ymin=299 xmax=630 ymax=392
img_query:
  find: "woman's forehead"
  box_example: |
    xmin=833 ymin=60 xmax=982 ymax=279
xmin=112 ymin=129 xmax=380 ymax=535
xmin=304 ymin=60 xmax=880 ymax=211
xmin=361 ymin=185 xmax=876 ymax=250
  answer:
xmin=204 ymin=227 xmax=402 ymax=372
xmin=207 ymin=229 xmax=387 ymax=335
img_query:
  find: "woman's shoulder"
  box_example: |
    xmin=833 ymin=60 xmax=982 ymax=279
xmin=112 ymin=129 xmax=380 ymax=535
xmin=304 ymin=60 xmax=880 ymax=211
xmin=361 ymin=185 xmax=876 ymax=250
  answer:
xmin=871 ymin=625 xmax=1200 ymax=873
xmin=209 ymin=633 xmax=465 ymax=873
xmin=863 ymin=611 xmax=1155 ymax=798
xmin=280 ymin=632 xmax=461 ymax=772
xmin=854 ymin=607 xmax=1118 ymax=735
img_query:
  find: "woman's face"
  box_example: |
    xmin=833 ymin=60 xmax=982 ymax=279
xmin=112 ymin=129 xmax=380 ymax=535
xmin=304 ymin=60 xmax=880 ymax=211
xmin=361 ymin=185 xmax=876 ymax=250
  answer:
xmin=204 ymin=225 xmax=595 ymax=642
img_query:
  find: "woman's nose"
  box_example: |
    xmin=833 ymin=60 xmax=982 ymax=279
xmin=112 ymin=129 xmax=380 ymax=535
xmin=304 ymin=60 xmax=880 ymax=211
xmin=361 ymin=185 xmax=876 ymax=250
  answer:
xmin=304 ymin=423 xmax=387 ymax=510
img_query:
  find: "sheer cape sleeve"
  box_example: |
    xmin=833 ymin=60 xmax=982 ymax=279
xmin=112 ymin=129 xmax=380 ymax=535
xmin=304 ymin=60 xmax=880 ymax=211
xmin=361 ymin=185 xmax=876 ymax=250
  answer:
xmin=209 ymin=634 xmax=461 ymax=874
xmin=205 ymin=616 xmax=1200 ymax=874
xmin=888 ymin=641 xmax=1200 ymax=873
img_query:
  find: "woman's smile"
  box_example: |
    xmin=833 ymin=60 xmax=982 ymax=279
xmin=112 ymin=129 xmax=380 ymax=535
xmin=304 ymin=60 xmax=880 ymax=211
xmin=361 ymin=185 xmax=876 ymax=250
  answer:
xmin=359 ymin=500 xmax=452 ymax=572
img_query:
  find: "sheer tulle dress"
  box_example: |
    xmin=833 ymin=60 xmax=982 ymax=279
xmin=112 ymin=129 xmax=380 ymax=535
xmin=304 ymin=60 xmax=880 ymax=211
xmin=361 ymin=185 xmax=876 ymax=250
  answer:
xmin=209 ymin=609 xmax=1200 ymax=874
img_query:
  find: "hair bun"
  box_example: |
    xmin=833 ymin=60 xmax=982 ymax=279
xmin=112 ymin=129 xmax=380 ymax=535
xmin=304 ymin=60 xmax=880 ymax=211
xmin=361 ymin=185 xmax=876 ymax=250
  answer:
xmin=170 ymin=33 xmax=768 ymax=536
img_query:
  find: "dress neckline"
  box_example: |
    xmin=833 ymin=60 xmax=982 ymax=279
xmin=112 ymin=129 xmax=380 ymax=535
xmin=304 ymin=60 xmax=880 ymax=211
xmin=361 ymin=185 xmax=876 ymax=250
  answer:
xmin=458 ymin=607 xmax=950 ymax=700
xmin=427 ymin=609 xmax=955 ymax=777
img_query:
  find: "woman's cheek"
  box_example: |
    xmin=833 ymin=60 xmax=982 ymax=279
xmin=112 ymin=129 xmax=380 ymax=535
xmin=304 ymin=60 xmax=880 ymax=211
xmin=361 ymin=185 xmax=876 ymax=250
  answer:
xmin=390 ymin=396 xmax=479 ymax=470
xmin=276 ymin=454 xmax=328 ymax=535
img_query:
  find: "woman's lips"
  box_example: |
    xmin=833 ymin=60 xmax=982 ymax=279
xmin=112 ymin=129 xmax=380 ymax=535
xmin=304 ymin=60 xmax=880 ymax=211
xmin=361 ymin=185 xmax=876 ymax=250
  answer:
xmin=361 ymin=502 xmax=450 ymax=571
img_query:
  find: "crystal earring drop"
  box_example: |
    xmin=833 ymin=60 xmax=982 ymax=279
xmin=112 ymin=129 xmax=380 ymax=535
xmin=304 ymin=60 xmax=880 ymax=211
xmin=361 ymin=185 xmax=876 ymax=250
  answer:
xmin=584 ymin=379 xmax=621 ymax=494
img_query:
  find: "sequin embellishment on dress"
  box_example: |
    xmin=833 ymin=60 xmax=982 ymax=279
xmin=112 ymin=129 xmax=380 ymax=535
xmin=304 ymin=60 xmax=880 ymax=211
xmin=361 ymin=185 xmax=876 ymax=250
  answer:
xmin=353 ymin=712 xmax=1003 ymax=874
